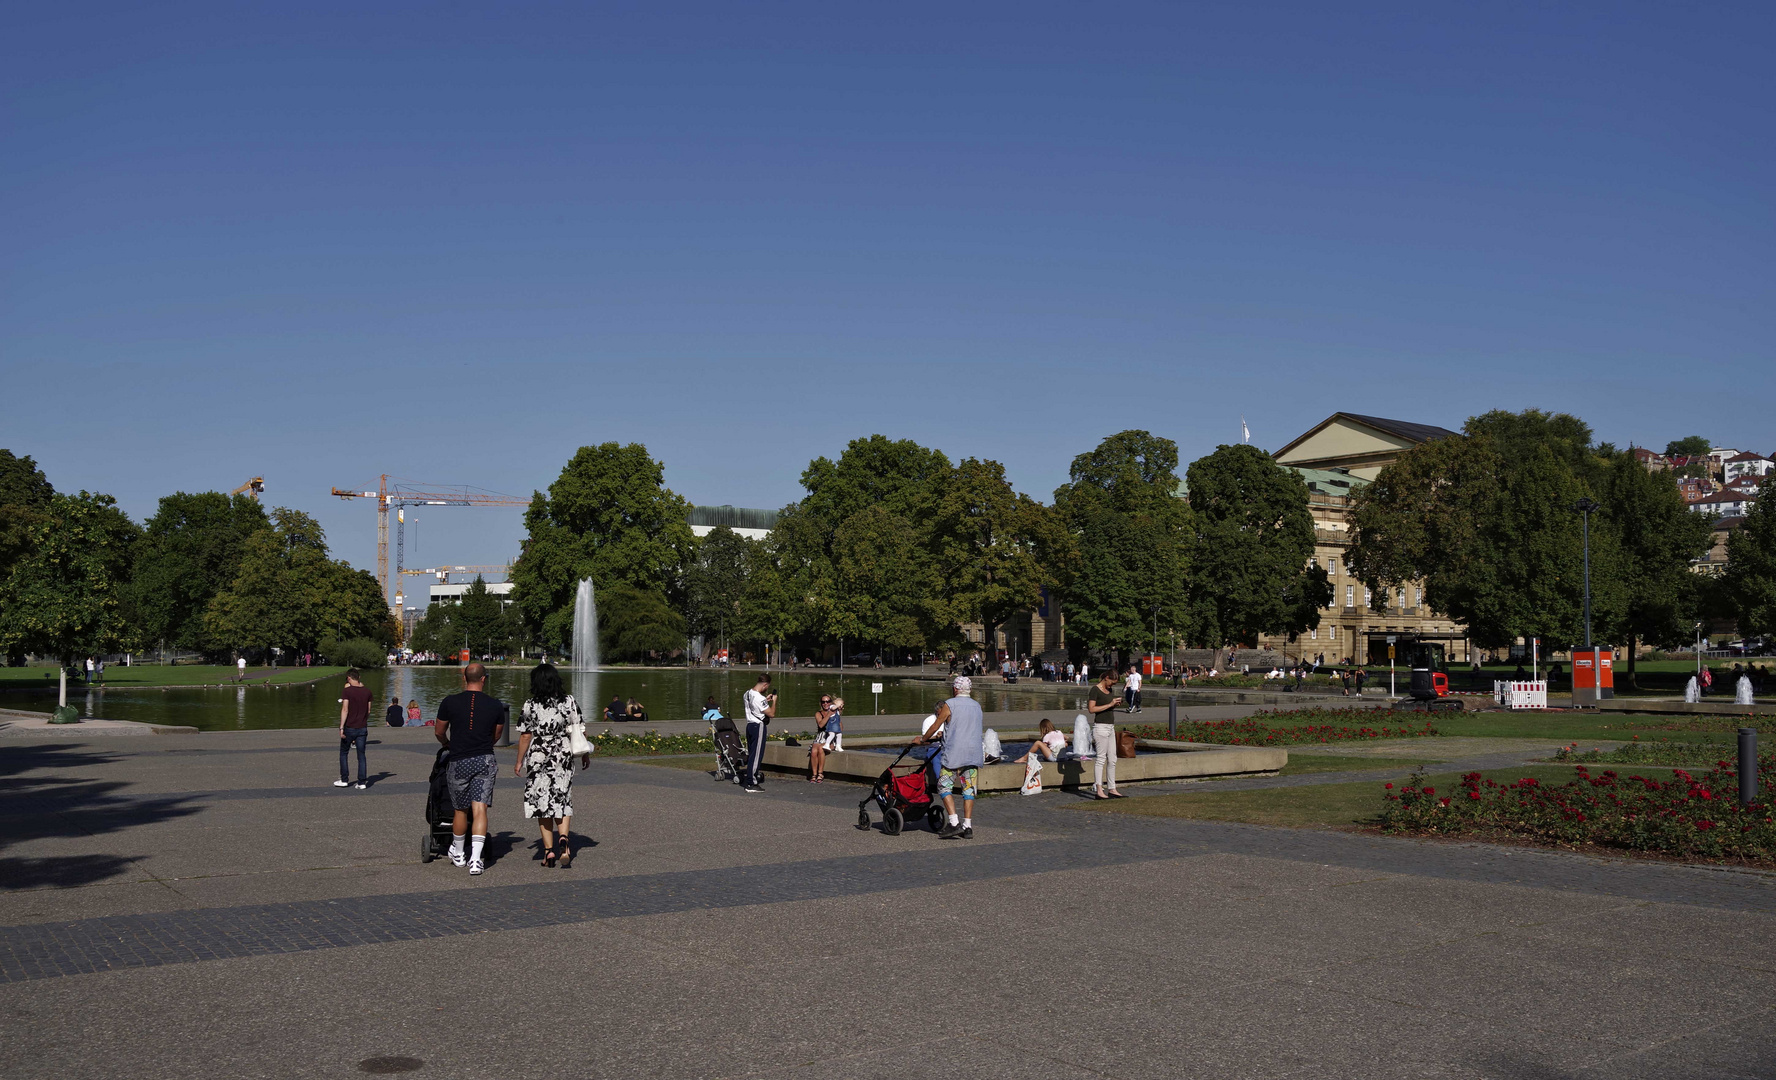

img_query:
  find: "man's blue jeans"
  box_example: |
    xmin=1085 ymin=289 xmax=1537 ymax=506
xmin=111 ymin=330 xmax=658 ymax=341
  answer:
xmin=339 ymin=728 xmax=367 ymax=783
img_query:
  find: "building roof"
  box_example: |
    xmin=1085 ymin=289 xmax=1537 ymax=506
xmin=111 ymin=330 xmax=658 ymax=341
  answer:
xmin=686 ymin=504 xmax=780 ymax=531
xmin=1338 ymin=414 xmax=1462 ymax=445
xmin=1273 ymin=413 xmax=1460 ymax=467
xmin=1726 ymin=450 xmax=1772 ymax=463
xmin=1692 ymin=492 xmax=1758 ymax=507
xmin=1287 ymin=466 xmax=1370 ymax=497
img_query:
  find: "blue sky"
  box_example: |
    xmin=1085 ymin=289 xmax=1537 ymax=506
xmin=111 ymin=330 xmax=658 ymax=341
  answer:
xmin=4 ymin=1 xmax=1770 ymax=584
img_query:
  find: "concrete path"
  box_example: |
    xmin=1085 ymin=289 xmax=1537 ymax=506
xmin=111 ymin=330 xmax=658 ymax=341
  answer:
xmin=3 ymin=726 xmax=1774 ymax=1079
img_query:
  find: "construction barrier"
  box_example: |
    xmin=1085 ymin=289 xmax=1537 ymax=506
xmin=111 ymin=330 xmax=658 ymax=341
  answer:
xmin=1493 ymin=680 xmax=1548 ymax=710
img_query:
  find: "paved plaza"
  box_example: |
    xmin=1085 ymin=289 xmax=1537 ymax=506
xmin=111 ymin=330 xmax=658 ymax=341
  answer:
xmin=4 ymin=726 xmax=1776 ymax=1079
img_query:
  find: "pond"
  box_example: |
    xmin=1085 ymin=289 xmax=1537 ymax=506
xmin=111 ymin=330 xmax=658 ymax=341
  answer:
xmin=20 ymin=667 xmax=1091 ymax=732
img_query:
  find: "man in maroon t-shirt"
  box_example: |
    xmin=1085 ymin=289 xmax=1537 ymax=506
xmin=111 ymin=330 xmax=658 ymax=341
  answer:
xmin=336 ymin=669 xmax=373 ymax=789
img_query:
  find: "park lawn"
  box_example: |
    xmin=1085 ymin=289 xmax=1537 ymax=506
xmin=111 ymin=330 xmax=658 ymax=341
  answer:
xmin=1280 ymin=753 xmax=1446 ymax=775
xmin=1081 ymin=764 xmax=1686 ymax=830
xmin=1411 ymin=710 xmax=1768 ymax=743
xmin=0 ymin=665 xmax=347 ymax=690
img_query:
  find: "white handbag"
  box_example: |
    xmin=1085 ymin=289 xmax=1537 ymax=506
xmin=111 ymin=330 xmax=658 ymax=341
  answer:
xmin=569 ymin=721 xmax=594 ymax=757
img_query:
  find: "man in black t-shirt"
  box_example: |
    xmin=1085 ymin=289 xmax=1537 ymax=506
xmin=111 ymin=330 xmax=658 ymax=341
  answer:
xmin=433 ymin=662 xmax=508 ymax=875
xmin=337 ymin=670 xmax=373 ymax=789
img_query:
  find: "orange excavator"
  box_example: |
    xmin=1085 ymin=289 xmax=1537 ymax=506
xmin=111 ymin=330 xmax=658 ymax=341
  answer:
xmin=232 ymin=477 xmax=265 ymax=501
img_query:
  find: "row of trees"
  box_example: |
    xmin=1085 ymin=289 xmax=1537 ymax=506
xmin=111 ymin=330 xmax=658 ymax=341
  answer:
xmin=509 ymin=434 xmax=1331 ymax=664
xmin=0 ymin=451 xmax=396 ymax=667
xmin=1349 ymin=410 xmax=1772 ymax=684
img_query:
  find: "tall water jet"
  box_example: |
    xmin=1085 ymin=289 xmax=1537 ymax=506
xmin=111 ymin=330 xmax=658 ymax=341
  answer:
xmin=571 ymin=577 xmax=599 ymax=671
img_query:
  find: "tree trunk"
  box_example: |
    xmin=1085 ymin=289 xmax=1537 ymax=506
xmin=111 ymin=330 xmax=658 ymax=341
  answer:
xmin=1625 ymin=633 xmax=1638 ymax=690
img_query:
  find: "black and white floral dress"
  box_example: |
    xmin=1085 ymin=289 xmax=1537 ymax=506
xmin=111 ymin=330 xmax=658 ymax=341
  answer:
xmin=517 ymin=695 xmax=582 ymax=819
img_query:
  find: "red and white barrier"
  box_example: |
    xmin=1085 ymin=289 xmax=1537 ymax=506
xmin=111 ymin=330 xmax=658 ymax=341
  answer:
xmin=1493 ymin=680 xmax=1547 ymax=710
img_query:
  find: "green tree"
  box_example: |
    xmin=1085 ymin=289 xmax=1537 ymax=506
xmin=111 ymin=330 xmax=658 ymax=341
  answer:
xmin=128 ymin=492 xmax=271 ymax=654
xmin=598 ymin=584 xmax=686 ymax=661
xmin=1182 ymin=445 xmax=1331 ymax=649
xmin=1725 ymin=496 xmax=1776 ymax=642
xmin=1598 ymin=450 xmax=1713 ymax=686
xmin=1052 ymin=431 xmax=1190 ymax=662
xmin=930 ymin=458 xmax=1061 ymax=657
xmin=409 ymin=601 xmax=458 ymax=658
xmin=734 ymin=534 xmax=798 ymax=657
xmin=0 ymin=491 xmax=140 ymax=666
xmin=684 ymin=526 xmax=750 ymax=656
xmin=510 ymin=443 xmax=695 ymax=653
xmin=1350 ymin=412 xmax=1624 ymax=651
xmin=453 ymin=576 xmax=511 ymax=656
xmin=205 ymin=509 xmax=392 ymax=657
xmin=831 ymin=503 xmax=932 ymax=654
xmin=0 ymin=451 xmax=55 ymax=594
xmin=1665 ymin=435 xmax=1712 ymax=459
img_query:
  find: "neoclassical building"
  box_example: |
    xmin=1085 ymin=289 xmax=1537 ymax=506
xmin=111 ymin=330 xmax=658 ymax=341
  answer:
xmin=1263 ymin=413 xmax=1473 ymax=665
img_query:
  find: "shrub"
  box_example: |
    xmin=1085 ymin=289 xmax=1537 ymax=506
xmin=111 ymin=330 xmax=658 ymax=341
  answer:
xmin=1380 ymin=754 xmax=1776 ymax=859
xmin=320 ymin=636 xmax=387 ymax=669
xmin=1550 ymin=739 xmax=1734 ymax=768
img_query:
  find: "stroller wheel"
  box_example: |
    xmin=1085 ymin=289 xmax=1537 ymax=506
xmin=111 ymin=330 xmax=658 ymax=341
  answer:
xmin=420 ymin=833 xmax=435 ymax=863
xmin=927 ymin=806 xmax=945 ymax=833
xmin=883 ymin=807 xmax=904 ymax=836
xmin=856 ymin=808 xmax=871 ymax=831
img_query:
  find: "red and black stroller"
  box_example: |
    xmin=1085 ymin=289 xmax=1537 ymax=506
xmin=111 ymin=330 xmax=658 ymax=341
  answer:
xmin=855 ymin=741 xmax=946 ymax=835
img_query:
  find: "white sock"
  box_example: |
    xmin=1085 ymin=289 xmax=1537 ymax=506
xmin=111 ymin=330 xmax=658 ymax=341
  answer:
xmin=948 ymin=813 xmax=959 ymax=826
xmin=450 ymin=835 xmax=465 ymax=857
xmin=470 ymin=835 xmax=485 ymax=862
xmin=963 ymin=818 xmax=972 ymax=829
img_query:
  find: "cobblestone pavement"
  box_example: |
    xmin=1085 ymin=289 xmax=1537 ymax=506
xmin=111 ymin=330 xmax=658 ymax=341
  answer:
xmin=3 ymin=728 xmax=1774 ymax=1080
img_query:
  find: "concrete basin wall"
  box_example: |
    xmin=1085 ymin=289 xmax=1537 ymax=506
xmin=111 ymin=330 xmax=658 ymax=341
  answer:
xmin=759 ymin=733 xmax=1285 ymax=791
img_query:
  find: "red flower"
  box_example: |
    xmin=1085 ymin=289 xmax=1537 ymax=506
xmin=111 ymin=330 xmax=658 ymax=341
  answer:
xmin=1469 ymin=791 xmax=1481 ymax=800
xmin=1385 ymin=783 xmax=1393 ymax=790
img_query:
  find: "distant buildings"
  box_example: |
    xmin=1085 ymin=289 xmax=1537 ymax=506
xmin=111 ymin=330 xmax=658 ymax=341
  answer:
xmin=687 ymin=504 xmax=778 ymax=540
xmin=1723 ymin=451 xmax=1775 ymax=484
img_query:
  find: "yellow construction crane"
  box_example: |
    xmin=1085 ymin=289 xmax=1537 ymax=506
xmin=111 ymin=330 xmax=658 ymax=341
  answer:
xmin=401 ymin=565 xmax=515 ymax=582
xmin=329 ymin=475 xmax=529 ymax=611
xmin=232 ymin=477 xmax=265 ymax=500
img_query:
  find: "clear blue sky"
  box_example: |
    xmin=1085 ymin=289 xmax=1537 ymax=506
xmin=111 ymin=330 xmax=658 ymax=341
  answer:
xmin=4 ymin=1 xmax=1770 ymax=583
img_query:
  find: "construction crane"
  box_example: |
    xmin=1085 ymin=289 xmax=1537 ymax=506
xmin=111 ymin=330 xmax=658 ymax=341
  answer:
xmin=329 ymin=476 xmax=529 ymax=611
xmin=400 ymin=565 xmax=515 ymax=607
xmin=232 ymin=477 xmax=265 ymax=501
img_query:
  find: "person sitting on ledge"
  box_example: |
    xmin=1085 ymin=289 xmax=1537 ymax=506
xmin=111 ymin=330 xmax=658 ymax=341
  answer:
xmin=605 ymin=696 xmax=626 ymax=723
xmin=626 ymin=698 xmax=647 ymax=722
xmin=1013 ymin=719 xmax=1073 ymax=764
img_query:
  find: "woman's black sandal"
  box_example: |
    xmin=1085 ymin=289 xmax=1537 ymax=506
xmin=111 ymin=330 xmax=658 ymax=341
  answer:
xmin=556 ymin=835 xmax=572 ymax=868
xmin=542 ymin=844 xmax=558 ymax=869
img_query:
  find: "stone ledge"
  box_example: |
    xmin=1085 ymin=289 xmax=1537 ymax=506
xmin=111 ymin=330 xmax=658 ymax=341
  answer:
xmin=761 ymin=734 xmax=1285 ymax=791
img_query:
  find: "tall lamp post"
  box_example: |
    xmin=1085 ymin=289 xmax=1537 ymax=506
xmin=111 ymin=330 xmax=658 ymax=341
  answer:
xmin=1573 ymin=497 xmax=1598 ymax=652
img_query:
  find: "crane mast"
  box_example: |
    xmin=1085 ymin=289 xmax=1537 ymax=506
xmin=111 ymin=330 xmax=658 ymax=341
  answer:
xmin=329 ymin=475 xmax=528 ymax=614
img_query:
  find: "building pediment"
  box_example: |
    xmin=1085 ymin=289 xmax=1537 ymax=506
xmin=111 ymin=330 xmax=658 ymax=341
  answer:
xmin=1274 ymin=413 xmax=1459 ymax=480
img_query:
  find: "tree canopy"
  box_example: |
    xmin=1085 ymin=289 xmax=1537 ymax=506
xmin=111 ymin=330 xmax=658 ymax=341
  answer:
xmin=1182 ymin=445 xmax=1330 ymax=647
xmin=510 ymin=442 xmax=695 ymax=652
xmin=1052 ymin=431 xmax=1188 ymax=660
xmin=129 ymin=491 xmax=271 ymax=653
xmin=205 ymin=508 xmax=393 ymax=656
xmin=1726 ymin=496 xmax=1776 ymax=642
xmin=0 ymin=491 xmax=140 ymax=665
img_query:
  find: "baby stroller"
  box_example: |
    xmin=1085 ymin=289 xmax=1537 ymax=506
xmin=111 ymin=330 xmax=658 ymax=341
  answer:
xmin=855 ymin=741 xmax=946 ymax=835
xmin=418 ymin=745 xmax=456 ymax=863
xmin=711 ymin=714 xmax=748 ymax=784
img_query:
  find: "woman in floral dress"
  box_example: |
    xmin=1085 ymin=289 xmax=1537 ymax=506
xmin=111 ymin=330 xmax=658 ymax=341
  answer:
xmin=513 ymin=663 xmax=589 ymax=868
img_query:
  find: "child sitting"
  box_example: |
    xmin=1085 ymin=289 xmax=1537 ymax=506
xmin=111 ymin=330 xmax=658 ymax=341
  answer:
xmin=1013 ymin=719 xmax=1072 ymax=764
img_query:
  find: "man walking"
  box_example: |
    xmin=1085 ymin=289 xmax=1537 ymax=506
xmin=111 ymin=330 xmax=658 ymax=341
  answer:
xmin=741 ymin=672 xmax=776 ymax=792
xmin=919 ymin=675 xmax=984 ymax=839
xmin=336 ymin=668 xmax=373 ymax=789
xmin=1124 ymin=664 xmax=1143 ymax=714
xmin=432 ymin=662 xmax=507 ymax=875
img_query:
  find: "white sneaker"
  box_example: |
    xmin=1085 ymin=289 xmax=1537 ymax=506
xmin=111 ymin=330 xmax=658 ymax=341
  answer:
xmin=449 ymin=848 xmax=466 ymax=867
xmin=468 ymin=859 xmax=484 ymax=876
xmin=333 ymin=780 xmax=349 ymax=787
xmin=354 ymin=783 xmax=367 ymax=790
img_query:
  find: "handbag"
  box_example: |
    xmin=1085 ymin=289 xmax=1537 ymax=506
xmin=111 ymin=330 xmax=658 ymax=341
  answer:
xmin=1116 ymin=729 xmax=1138 ymax=759
xmin=569 ymin=721 xmax=594 ymax=757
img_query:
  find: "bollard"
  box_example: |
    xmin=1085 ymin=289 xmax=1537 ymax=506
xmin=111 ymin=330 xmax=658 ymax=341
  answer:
xmin=1739 ymin=728 xmax=1758 ymax=806
xmin=1168 ymin=696 xmax=1178 ymax=739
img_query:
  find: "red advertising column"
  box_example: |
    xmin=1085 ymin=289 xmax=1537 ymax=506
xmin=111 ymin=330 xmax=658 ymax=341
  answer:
xmin=1571 ymin=648 xmax=1615 ymax=705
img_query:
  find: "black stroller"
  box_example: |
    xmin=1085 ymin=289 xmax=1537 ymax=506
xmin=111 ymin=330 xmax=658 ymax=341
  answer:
xmin=419 ymin=745 xmax=456 ymax=862
xmin=856 ymin=741 xmax=946 ymax=835
xmin=711 ymin=714 xmax=748 ymax=784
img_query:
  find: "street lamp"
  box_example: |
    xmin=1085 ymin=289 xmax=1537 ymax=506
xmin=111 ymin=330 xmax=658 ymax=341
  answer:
xmin=1573 ymin=497 xmax=1599 ymax=651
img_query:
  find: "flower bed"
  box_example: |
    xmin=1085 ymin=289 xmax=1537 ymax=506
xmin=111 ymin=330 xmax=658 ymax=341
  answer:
xmin=590 ymin=728 xmax=814 ymax=756
xmin=1128 ymin=708 xmax=1438 ymax=747
xmin=1380 ymin=755 xmax=1776 ymax=859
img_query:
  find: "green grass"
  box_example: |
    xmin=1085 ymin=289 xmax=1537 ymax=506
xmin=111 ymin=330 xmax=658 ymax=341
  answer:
xmin=1542 ymin=740 xmax=1738 ymax=768
xmin=1414 ymin=710 xmax=1769 ymax=743
xmin=1080 ymin=764 xmax=1685 ymax=829
xmin=1279 ymin=754 xmax=1445 ymax=776
xmin=0 ymin=664 xmax=348 ymax=690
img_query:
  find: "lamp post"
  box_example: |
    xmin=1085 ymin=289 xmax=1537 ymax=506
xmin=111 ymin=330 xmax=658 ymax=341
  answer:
xmin=1573 ymin=497 xmax=1599 ymax=652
